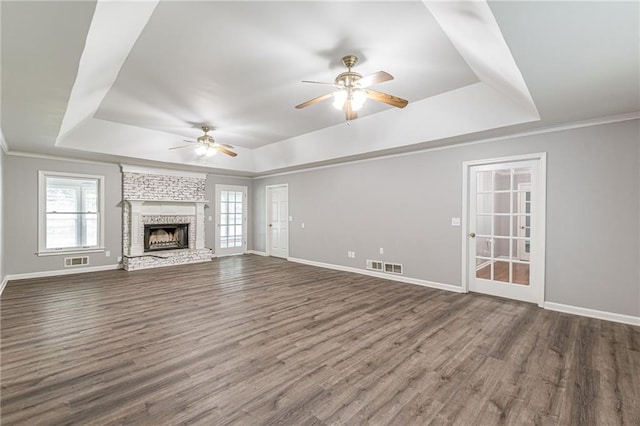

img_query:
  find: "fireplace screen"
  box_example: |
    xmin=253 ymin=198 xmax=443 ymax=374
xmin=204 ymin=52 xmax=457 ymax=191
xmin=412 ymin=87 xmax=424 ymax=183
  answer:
xmin=144 ymin=224 xmax=188 ymax=252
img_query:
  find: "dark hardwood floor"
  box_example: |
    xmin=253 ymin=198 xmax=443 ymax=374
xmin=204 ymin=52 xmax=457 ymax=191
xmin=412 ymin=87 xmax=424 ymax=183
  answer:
xmin=1 ymin=255 xmax=638 ymax=425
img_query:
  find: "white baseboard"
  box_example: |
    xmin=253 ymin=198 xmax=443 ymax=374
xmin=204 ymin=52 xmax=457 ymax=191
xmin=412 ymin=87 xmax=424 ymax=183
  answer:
xmin=0 ymin=276 xmax=8 ymax=296
xmin=543 ymin=302 xmax=640 ymax=326
xmin=247 ymin=250 xmax=268 ymax=256
xmin=287 ymin=257 xmax=463 ymax=294
xmin=4 ymin=264 xmax=123 ymax=283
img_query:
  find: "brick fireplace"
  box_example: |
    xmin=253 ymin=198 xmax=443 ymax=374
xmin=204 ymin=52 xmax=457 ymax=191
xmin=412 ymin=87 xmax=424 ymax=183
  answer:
xmin=121 ymin=165 xmax=213 ymax=271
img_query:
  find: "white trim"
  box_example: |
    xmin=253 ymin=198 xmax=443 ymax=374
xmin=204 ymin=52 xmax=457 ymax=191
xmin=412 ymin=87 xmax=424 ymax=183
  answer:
xmin=248 ymin=250 xmax=268 ymax=256
xmin=121 ymin=164 xmax=206 ymax=179
xmin=253 ymin=113 xmax=640 ymax=179
xmin=214 ymin=252 xmax=247 ymax=258
xmin=544 ymin=302 xmax=640 ymax=327
xmin=0 ymin=130 xmax=8 ymax=154
xmin=37 ymin=248 xmax=106 ymax=257
xmin=461 ymin=152 xmax=547 ymax=307
xmin=123 ymin=199 xmax=209 ymax=204
xmin=38 ymin=170 xmax=106 ymax=255
xmin=4 ymin=264 xmax=122 ymax=282
xmin=287 ymin=257 xmax=463 ymax=294
xmin=0 ymin=276 xmax=8 ymax=296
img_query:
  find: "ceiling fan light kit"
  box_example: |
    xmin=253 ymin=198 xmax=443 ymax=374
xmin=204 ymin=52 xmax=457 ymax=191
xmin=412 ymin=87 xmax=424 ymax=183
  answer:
xmin=296 ymin=55 xmax=408 ymax=121
xmin=170 ymin=126 xmax=238 ymax=158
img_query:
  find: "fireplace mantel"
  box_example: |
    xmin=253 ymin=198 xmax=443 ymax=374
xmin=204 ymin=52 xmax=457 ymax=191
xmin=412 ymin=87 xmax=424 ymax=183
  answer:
xmin=124 ymin=199 xmax=209 ymax=203
xmin=124 ymin=199 xmax=208 ymax=258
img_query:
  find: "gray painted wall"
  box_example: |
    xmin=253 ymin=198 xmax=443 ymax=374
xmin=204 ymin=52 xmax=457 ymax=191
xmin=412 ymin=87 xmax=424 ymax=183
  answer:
xmin=252 ymin=119 xmax=640 ymax=317
xmin=205 ymin=174 xmax=253 ymax=254
xmin=4 ymin=155 xmax=122 ymax=275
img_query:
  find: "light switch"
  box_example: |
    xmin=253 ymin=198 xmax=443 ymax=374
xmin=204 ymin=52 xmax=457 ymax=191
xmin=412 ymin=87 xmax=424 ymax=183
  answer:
xmin=208 ymin=216 xmax=213 ymax=221
xmin=301 ymin=222 xmax=305 ymax=228
xmin=289 ymin=216 xmax=293 ymax=222
xmin=451 ymin=217 xmax=461 ymax=226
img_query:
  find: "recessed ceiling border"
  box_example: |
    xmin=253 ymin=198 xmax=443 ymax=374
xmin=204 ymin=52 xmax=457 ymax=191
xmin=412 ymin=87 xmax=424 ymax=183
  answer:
xmin=55 ymin=0 xmax=540 ymax=174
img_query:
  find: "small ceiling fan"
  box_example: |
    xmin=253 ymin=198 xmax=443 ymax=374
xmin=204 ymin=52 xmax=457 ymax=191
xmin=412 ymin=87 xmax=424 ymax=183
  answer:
xmin=295 ymin=55 xmax=408 ymax=121
xmin=170 ymin=126 xmax=237 ymax=157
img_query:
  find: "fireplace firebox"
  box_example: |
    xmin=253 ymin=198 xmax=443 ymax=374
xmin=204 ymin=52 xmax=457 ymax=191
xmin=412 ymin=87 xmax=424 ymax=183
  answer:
xmin=144 ymin=224 xmax=189 ymax=252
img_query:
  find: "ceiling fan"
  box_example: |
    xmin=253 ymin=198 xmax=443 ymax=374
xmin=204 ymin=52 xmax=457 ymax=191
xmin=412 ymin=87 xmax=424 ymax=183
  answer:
xmin=170 ymin=126 xmax=237 ymax=157
xmin=295 ymin=55 xmax=409 ymax=121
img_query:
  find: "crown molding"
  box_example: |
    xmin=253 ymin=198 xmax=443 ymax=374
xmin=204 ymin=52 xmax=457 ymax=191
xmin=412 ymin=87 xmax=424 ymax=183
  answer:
xmin=252 ymin=112 xmax=640 ymax=179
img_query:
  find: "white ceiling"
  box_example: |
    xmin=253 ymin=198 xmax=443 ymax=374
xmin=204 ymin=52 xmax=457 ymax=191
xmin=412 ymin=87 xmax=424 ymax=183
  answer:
xmin=1 ymin=1 xmax=638 ymax=176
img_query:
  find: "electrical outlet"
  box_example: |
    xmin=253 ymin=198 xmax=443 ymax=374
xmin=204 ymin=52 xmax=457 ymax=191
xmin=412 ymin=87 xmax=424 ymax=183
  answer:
xmin=105 ymin=251 xmax=111 ymax=257
xmin=301 ymin=222 xmax=305 ymax=228
xmin=379 ymin=247 xmax=384 ymax=255
xmin=352 ymin=251 xmax=356 ymax=258
xmin=208 ymin=216 xmax=213 ymax=221
xmin=117 ymin=256 xmax=122 ymax=262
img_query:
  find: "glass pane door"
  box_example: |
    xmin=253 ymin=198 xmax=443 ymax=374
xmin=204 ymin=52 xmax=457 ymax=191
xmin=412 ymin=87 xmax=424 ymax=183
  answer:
xmin=215 ymin=185 xmax=247 ymax=256
xmin=468 ymin=160 xmax=540 ymax=304
xmin=474 ymin=167 xmax=531 ymax=285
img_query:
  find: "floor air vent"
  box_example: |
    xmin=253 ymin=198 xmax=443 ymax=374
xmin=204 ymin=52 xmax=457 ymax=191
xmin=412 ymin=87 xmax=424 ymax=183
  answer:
xmin=64 ymin=256 xmax=89 ymax=267
xmin=384 ymin=262 xmax=403 ymax=275
xmin=366 ymin=260 xmax=384 ymax=271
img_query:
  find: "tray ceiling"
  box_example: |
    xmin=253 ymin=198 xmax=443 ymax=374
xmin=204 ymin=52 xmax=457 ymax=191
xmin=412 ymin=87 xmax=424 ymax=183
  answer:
xmin=1 ymin=1 xmax=638 ymax=176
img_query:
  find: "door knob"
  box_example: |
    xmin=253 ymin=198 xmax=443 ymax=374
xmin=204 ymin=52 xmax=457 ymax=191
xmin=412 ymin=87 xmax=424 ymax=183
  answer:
xmin=268 ymin=224 xmax=272 ymax=227
xmin=469 ymin=232 xmax=476 ymax=238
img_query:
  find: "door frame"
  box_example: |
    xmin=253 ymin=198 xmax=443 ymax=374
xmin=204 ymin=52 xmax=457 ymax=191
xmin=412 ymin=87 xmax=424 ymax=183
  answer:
xmin=265 ymin=184 xmax=289 ymax=258
xmin=214 ymin=184 xmax=248 ymax=256
xmin=461 ymin=153 xmax=547 ymax=307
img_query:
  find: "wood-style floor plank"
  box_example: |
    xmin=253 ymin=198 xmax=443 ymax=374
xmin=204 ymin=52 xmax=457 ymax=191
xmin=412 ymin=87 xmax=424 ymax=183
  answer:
xmin=1 ymin=255 xmax=638 ymax=425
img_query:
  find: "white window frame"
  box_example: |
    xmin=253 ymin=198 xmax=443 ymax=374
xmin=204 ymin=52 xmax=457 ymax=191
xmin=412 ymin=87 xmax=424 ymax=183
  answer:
xmin=38 ymin=170 xmax=106 ymax=256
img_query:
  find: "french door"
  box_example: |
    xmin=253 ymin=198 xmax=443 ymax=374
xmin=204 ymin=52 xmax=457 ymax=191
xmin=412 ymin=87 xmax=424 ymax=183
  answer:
xmin=266 ymin=185 xmax=289 ymax=258
xmin=463 ymin=154 xmax=546 ymax=305
xmin=215 ymin=185 xmax=247 ymax=256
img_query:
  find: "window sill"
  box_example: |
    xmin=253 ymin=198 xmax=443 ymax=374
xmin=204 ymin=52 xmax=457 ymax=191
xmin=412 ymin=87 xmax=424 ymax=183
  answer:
xmin=36 ymin=248 xmax=106 ymax=257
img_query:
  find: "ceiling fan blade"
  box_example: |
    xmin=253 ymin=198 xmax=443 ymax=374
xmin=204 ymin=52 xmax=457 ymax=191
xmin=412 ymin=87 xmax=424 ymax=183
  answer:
xmin=216 ymin=146 xmax=238 ymax=157
xmin=169 ymin=144 xmax=193 ymax=150
xmin=216 ymin=143 xmax=234 ymax=149
xmin=295 ymin=92 xmax=334 ymax=109
xmin=302 ymin=80 xmax=341 ymax=88
xmin=356 ymin=71 xmax=393 ymax=88
xmin=364 ymin=89 xmax=408 ymax=108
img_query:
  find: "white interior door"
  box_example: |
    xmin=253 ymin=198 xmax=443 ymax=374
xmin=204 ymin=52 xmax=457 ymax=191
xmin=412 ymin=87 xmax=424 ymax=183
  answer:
xmin=215 ymin=185 xmax=247 ymax=256
xmin=464 ymin=156 xmax=546 ymax=305
xmin=266 ymin=185 xmax=289 ymax=258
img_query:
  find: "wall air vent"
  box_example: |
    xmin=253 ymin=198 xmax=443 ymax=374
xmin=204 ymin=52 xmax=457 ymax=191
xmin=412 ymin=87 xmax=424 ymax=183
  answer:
xmin=64 ymin=256 xmax=89 ymax=267
xmin=384 ymin=262 xmax=403 ymax=275
xmin=366 ymin=260 xmax=384 ymax=271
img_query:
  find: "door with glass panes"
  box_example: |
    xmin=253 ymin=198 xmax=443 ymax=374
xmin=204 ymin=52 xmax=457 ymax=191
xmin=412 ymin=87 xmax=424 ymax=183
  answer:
xmin=215 ymin=185 xmax=247 ymax=256
xmin=467 ymin=160 xmax=541 ymax=304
